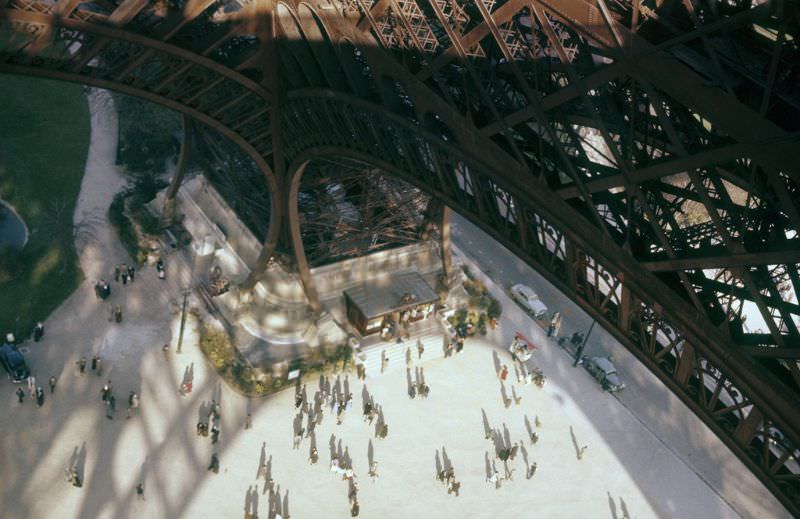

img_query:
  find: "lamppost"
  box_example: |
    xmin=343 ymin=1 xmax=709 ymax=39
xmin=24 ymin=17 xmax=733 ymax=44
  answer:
xmin=572 ymin=320 xmax=596 ymax=367
xmin=176 ymin=238 xmax=204 ymax=354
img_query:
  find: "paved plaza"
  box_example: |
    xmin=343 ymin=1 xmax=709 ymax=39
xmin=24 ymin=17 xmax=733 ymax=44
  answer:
xmin=0 ymin=90 xmax=789 ymax=519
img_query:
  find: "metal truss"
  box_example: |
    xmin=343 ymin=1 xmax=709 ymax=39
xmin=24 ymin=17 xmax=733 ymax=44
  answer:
xmin=296 ymin=157 xmax=431 ymax=267
xmin=0 ymin=0 xmax=798 ymax=512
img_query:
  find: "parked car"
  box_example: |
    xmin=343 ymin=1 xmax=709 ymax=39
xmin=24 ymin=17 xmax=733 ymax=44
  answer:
xmin=509 ymin=284 xmax=548 ymax=319
xmin=0 ymin=341 xmax=30 ymax=383
xmin=581 ymin=355 xmax=625 ymax=392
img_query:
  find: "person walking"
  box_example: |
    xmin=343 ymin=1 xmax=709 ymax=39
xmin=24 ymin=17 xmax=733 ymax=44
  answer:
xmin=16 ymin=387 xmax=24 ymax=403
xmin=32 ymin=322 xmax=45 ymax=342
xmin=91 ymin=355 xmax=99 ymax=371
xmin=136 ymin=482 xmax=145 ymax=500
xmin=127 ymin=391 xmax=139 ymax=419
xmin=49 ymin=375 xmax=57 ymax=393
xmin=127 ymin=265 xmax=135 ymax=283
xmin=156 ymin=257 xmax=166 ymax=280
xmin=27 ymin=375 xmax=36 ymax=397
xmin=417 ymin=339 xmax=424 ymax=360
xmin=78 ymin=356 xmax=87 ymax=374
xmin=114 ymin=265 xmax=120 ymax=283
xmin=36 ymin=386 xmax=44 ymax=407
xmin=113 ymin=305 xmax=123 ymax=323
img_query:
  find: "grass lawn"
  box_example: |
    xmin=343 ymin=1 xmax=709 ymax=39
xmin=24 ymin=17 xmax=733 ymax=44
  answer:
xmin=0 ymin=74 xmax=90 ymax=338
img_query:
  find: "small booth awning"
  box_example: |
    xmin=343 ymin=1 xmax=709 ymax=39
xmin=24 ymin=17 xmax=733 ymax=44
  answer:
xmin=344 ymin=272 xmax=439 ymax=320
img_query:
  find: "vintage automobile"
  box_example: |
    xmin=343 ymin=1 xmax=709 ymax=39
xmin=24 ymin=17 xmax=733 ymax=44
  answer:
xmin=508 ymin=332 xmax=536 ymax=362
xmin=580 ymin=355 xmax=626 ymax=393
xmin=0 ymin=341 xmax=30 ymax=383
xmin=509 ymin=284 xmax=548 ymax=319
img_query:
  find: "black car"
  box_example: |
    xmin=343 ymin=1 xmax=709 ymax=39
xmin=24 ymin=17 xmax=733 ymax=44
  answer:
xmin=0 ymin=342 xmax=29 ymax=383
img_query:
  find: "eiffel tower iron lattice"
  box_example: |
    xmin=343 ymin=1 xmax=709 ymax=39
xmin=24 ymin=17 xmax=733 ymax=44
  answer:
xmin=0 ymin=0 xmax=799 ymax=513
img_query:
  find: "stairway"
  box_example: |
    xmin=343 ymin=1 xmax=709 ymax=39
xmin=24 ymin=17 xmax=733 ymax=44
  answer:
xmin=359 ymin=322 xmax=448 ymax=378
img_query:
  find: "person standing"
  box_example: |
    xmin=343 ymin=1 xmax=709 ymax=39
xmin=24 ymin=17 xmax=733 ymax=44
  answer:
xmin=102 ymin=380 xmax=112 ymax=402
xmin=499 ymin=365 xmax=509 ymax=382
xmin=417 ymin=339 xmax=424 ymax=359
xmin=551 ymin=312 xmax=562 ymax=338
xmin=127 ymin=391 xmax=139 ymax=419
xmin=114 ymin=265 xmax=121 ymax=282
xmin=33 ymin=322 xmax=45 ymax=342
xmin=27 ymin=375 xmax=36 ymax=397
xmin=208 ymin=453 xmax=219 ymax=473
xmin=577 ymin=445 xmax=588 ymax=460
xmin=136 ymin=482 xmax=145 ymax=500
xmin=114 ymin=305 xmax=123 ymax=323
xmin=49 ymin=375 xmax=57 ymax=393
xmin=16 ymin=387 xmax=24 ymax=403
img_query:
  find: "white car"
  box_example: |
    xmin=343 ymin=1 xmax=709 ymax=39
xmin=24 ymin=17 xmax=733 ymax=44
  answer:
xmin=510 ymin=284 xmax=548 ymax=319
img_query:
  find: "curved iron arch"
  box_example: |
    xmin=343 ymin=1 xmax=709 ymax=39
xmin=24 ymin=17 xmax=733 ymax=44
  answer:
xmin=282 ymin=90 xmax=800 ymax=514
xmin=0 ymin=0 xmax=799 ymax=513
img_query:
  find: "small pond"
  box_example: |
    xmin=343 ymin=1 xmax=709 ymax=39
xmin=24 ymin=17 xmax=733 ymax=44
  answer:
xmin=0 ymin=201 xmax=27 ymax=250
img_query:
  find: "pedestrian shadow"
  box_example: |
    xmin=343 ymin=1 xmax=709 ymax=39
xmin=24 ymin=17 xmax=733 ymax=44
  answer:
xmin=620 ymin=497 xmax=630 ymax=518
xmin=406 ymin=368 xmax=415 ymax=398
xmin=309 ymin=430 xmax=318 ymax=462
xmin=484 ymin=451 xmax=493 ymax=480
xmin=491 ymin=428 xmax=504 ymax=456
xmin=138 ymin=457 xmax=148 ymax=491
xmin=524 ymin=415 xmax=534 ymax=441
xmin=520 ymin=444 xmax=529 ymax=468
xmin=329 ymin=434 xmax=336 ymax=461
xmin=502 ymin=423 xmax=511 ymax=450
xmin=257 ymin=442 xmax=266 ymax=479
xmin=435 ymin=450 xmax=442 ymax=479
xmin=343 ymin=376 xmax=349 ymax=398
xmin=368 ymin=439 xmax=374 ymax=467
xmin=499 ymin=383 xmax=509 ymax=406
xmin=292 ymin=411 xmax=304 ymax=436
xmin=181 ymin=363 xmax=194 ymax=387
xmin=361 ymin=385 xmax=371 ymax=408
xmin=76 ymin=442 xmax=88 ymax=480
xmin=570 ymin=425 xmax=580 ymax=457
xmin=442 ymin=447 xmax=452 ymax=472
xmin=282 ymin=490 xmax=290 ymax=519
xmin=608 ymin=491 xmax=618 ymax=519
xmin=492 ymin=350 xmax=501 ymax=375
xmin=261 ymin=456 xmax=273 ymax=495
xmin=481 ymin=408 xmax=492 ymax=438
xmin=198 ymin=402 xmax=209 ymax=423
xmin=244 ymin=485 xmax=253 ymax=517
xmin=343 ymin=446 xmax=352 ymax=469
